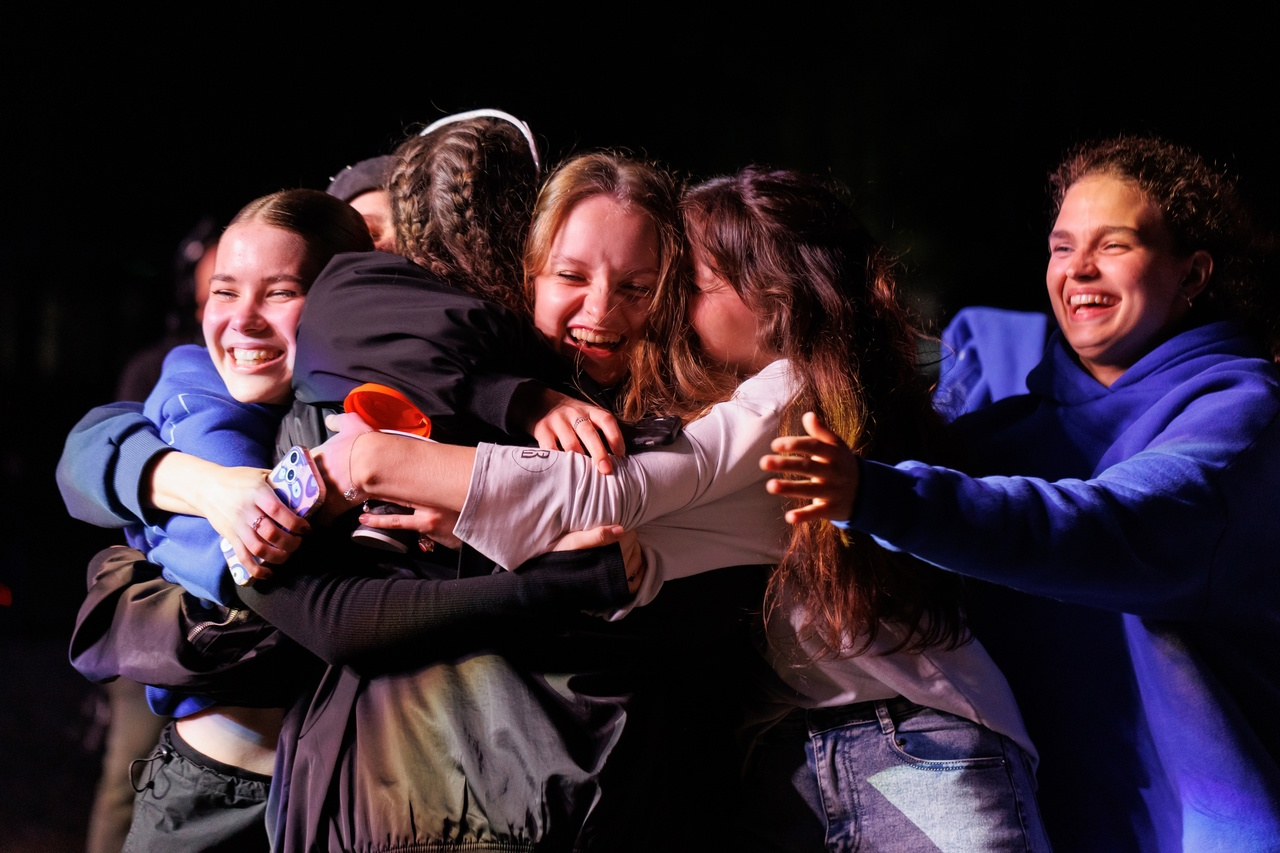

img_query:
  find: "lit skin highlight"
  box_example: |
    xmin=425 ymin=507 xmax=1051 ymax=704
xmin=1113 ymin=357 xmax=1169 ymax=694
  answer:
xmin=532 ymin=194 xmax=659 ymax=387
xmin=1046 ymin=175 xmax=1211 ymax=387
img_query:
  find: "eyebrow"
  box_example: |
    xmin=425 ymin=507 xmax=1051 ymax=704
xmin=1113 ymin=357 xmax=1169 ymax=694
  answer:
xmin=1049 ymin=225 xmax=1142 ymax=242
xmin=546 ymin=254 xmax=660 ymax=277
xmin=209 ymin=273 xmax=307 ymax=284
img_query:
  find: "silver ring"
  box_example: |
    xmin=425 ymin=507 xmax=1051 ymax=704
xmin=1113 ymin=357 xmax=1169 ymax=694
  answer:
xmin=572 ymin=416 xmax=589 ymax=428
xmin=250 ymin=515 xmax=265 ymax=532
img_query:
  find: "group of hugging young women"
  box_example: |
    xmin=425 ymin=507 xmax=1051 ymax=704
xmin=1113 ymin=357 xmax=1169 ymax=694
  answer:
xmin=57 ymin=109 xmax=1280 ymax=852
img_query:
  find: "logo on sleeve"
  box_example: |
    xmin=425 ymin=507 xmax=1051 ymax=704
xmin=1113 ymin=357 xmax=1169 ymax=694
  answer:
xmin=510 ymin=447 xmax=557 ymax=473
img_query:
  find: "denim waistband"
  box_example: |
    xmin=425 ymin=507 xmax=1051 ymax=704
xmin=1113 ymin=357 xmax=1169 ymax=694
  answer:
xmin=803 ymin=695 xmax=919 ymax=732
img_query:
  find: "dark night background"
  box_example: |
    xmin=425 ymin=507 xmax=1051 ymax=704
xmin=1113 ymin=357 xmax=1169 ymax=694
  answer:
xmin=3 ymin=11 xmax=1278 ymax=849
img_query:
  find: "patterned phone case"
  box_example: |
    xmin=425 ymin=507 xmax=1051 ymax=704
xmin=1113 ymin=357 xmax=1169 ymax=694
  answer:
xmin=223 ymin=446 xmax=326 ymax=586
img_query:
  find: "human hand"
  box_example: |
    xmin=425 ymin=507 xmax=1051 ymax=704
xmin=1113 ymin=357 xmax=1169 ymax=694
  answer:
xmin=357 ymin=504 xmax=463 ymax=551
xmin=312 ymin=412 xmax=376 ymax=520
xmin=551 ymin=525 xmax=645 ymax=594
xmin=525 ymin=388 xmax=625 ymax=475
xmin=759 ymin=411 xmax=861 ymax=526
xmin=198 ymin=465 xmax=304 ymax=581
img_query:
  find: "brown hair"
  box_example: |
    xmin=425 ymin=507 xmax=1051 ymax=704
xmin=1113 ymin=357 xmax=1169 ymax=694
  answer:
xmin=230 ymin=188 xmax=373 ymax=287
xmin=635 ymin=166 xmax=964 ymax=657
xmin=389 ymin=117 xmax=540 ymax=314
xmin=523 ymin=151 xmax=684 ymax=411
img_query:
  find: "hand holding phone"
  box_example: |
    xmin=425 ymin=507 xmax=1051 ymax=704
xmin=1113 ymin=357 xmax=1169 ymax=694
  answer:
xmin=223 ymin=446 xmax=326 ymax=586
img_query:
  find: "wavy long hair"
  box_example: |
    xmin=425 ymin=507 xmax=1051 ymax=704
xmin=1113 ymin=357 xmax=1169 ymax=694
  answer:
xmin=634 ymin=166 xmax=965 ymax=656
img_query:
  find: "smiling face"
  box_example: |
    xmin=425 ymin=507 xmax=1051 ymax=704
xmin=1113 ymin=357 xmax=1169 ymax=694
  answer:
xmin=689 ymin=253 xmax=773 ymax=376
xmin=1046 ymin=174 xmax=1210 ymax=386
xmin=203 ymin=221 xmax=311 ymax=404
xmin=531 ymin=194 xmax=659 ymax=385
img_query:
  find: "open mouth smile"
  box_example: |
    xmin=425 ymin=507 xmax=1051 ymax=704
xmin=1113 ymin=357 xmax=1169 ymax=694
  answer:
xmin=568 ymin=328 xmax=624 ymax=353
xmin=1067 ymin=292 xmax=1119 ymax=316
xmin=229 ymin=346 xmax=284 ymax=366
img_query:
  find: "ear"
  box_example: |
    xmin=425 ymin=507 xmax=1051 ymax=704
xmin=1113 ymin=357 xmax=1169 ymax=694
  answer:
xmin=1183 ymin=250 xmax=1213 ymax=301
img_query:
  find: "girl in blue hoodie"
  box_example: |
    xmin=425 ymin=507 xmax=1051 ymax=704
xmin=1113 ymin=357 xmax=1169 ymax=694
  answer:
xmin=763 ymin=136 xmax=1280 ymax=853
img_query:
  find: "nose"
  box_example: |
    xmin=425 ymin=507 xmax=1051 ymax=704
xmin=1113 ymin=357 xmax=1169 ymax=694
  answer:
xmin=232 ymin=298 xmax=268 ymax=334
xmin=1065 ymin=248 xmax=1098 ymax=280
xmin=584 ymin=281 xmax=616 ymax=322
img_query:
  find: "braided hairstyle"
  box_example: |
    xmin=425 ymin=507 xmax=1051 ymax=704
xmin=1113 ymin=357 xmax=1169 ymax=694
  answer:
xmin=388 ymin=117 xmax=541 ymax=314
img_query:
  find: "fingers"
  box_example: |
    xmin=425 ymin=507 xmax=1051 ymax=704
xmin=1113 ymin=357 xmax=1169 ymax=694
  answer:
xmin=571 ymin=416 xmax=611 ymax=465
xmin=550 ymin=524 xmax=626 ymax=552
xmin=760 ymin=452 xmax=831 ymax=477
xmin=765 ymin=478 xmax=846 ymax=501
xmin=324 ymin=412 xmax=374 ymax=435
xmin=593 ymin=412 xmax=627 ymax=458
xmin=767 ymin=435 xmax=841 ymax=459
xmin=801 ymin=410 xmax=843 ymax=445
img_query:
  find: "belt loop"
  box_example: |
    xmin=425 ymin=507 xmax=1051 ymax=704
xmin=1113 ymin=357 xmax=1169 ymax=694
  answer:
xmin=874 ymin=700 xmax=897 ymax=736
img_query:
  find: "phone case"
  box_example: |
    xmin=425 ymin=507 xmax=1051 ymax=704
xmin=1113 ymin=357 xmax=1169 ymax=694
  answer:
xmin=225 ymin=446 xmax=326 ymax=586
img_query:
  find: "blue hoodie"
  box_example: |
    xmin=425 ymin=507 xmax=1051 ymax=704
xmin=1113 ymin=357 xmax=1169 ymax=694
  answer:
xmin=852 ymin=321 xmax=1280 ymax=852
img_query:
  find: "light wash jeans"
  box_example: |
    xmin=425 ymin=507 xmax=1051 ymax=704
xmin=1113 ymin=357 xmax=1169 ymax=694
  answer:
xmin=739 ymin=698 xmax=1052 ymax=852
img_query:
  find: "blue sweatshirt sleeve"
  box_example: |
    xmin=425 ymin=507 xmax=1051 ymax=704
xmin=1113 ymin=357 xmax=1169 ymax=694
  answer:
xmin=852 ymin=372 xmax=1280 ymax=619
xmin=57 ymin=401 xmax=173 ymax=528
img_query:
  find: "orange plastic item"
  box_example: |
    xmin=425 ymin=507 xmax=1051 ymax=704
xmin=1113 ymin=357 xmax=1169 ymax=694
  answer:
xmin=343 ymin=383 xmax=432 ymax=437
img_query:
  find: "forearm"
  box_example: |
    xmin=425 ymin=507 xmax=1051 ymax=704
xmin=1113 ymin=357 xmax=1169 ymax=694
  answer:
xmin=235 ymin=546 xmax=629 ymax=668
xmin=58 ymin=402 xmax=172 ymax=527
xmin=850 ymin=455 xmax=1221 ymax=616
xmin=350 ymin=431 xmax=476 ymax=511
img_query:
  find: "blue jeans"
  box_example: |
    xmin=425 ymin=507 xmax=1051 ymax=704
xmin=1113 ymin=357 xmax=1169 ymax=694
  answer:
xmin=739 ymin=698 xmax=1052 ymax=852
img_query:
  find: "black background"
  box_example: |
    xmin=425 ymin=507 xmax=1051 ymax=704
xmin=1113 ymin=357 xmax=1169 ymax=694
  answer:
xmin=2 ymin=10 xmax=1278 ymax=847
xmin=9 ymin=8 xmax=1280 ymax=664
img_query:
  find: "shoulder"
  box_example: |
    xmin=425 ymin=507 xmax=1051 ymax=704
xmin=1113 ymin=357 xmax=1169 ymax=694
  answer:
xmin=146 ymin=346 xmax=226 ymax=411
xmin=729 ymin=359 xmax=799 ymax=414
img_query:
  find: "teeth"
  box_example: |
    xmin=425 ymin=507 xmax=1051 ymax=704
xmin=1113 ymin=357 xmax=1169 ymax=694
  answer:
xmin=231 ymin=348 xmax=279 ymax=365
xmin=570 ymin=329 xmax=622 ymax=346
xmin=1068 ymin=293 xmax=1118 ymax=308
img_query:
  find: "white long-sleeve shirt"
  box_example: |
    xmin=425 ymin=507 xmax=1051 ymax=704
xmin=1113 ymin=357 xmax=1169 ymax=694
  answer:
xmin=455 ymin=359 xmax=1034 ymax=760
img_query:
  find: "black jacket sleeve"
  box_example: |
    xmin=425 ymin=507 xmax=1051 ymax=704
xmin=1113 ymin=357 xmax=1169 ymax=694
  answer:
xmin=234 ymin=545 xmax=630 ymax=669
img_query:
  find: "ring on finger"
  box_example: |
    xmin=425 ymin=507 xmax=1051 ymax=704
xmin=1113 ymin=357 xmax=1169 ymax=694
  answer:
xmin=572 ymin=416 xmax=589 ymax=428
xmin=418 ymin=535 xmax=435 ymax=552
xmin=251 ymin=515 xmax=266 ymax=533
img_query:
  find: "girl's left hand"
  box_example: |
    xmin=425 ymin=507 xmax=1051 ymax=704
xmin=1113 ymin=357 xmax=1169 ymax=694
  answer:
xmin=759 ymin=411 xmax=861 ymax=525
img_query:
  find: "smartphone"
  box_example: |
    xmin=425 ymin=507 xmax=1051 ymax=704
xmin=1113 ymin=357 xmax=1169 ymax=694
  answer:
xmin=620 ymin=415 xmax=683 ymax=451
xmin=223 ymin=446 xmax=326 ymax=587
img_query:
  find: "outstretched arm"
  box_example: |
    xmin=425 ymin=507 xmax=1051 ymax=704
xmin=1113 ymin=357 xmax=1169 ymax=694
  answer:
xmin=233 ymin=544 xmax=631 ymax=671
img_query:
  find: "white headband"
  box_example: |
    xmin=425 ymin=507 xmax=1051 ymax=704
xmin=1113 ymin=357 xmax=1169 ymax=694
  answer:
xmin=419 ymin=109 xmax=540 ymax=172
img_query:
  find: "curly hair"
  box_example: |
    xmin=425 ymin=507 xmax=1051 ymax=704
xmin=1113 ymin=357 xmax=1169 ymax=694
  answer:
xmin=388 ymin=117 xmax=540 ymax=314
xmin=633 ymin=167 xmax=964 ymax=657
xmin=230 ymin=188 xmax=373 ymax=286
xmin=1051 ymin=136 xmax=1276 ymax=355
